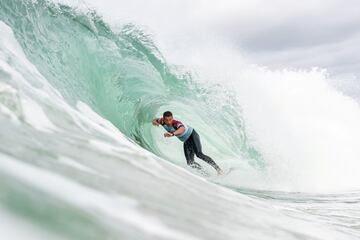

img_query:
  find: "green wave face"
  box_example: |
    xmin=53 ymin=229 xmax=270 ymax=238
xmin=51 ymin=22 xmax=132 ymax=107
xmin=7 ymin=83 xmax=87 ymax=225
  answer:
xmin=0 ymin=0 xmax=263 ymax=167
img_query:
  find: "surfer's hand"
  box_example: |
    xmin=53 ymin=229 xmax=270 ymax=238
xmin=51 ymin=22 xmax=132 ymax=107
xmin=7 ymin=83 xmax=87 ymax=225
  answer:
xmin=152 ymin=120 xmax=160 ymax=126
xmin=164 ymin=132 xmax=173 ymax=137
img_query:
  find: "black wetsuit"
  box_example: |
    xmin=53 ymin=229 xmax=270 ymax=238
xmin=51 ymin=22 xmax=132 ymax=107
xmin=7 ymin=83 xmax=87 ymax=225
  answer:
xmin=155 ymin=117 xmax=220 ymax=171
xmin=183 ymin=129 xmax=221 ymax=171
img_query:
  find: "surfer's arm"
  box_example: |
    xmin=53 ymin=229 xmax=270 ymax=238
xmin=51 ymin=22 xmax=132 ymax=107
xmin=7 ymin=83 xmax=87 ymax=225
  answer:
xmin=165 ymin=127 xmax=184 ymax=137
xmin=152 ymin=117 xmax=162 ymax=126
xmin=172 ymin=126 xmax=185 ymax=136
xmin=171 ymin=120 xmax=185 ymax=136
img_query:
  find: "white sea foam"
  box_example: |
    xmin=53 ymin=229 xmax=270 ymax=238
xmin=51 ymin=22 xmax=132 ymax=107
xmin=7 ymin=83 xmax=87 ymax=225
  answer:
xmin=0 ymin=208 xmax=66 ymax=240
xmin=21 ymin=96 xmax=57 ymax=132
xmin=57 ymin=156 xmax=102 ymax=175
xmin=0 ymin=153 xmax=199 ymax=240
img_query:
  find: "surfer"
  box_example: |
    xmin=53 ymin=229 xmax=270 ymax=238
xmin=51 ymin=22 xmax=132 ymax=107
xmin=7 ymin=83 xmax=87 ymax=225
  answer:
xmin=152 ymin=111 xmax=223 ymax=175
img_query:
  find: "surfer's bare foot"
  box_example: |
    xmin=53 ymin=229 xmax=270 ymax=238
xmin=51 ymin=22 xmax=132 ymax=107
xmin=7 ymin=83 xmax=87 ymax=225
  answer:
xmin=217 ymin=169 xmax=224 ymax=175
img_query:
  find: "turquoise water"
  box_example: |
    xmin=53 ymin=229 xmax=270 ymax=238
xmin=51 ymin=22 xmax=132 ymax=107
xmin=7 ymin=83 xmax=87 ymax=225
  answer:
xmin=0 ymin=0 xmax=360 ymax=239
xmin=0 ymin=0 xmax=260 ymax=162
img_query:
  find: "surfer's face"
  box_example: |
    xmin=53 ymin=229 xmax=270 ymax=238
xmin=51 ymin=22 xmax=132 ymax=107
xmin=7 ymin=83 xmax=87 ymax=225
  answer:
xmin=164 ymin=116 xmax=173 ymax=125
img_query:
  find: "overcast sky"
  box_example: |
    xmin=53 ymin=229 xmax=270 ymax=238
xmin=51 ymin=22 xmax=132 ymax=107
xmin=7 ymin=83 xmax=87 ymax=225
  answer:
xmin=78 ymin=0 xmax=360 ymax=96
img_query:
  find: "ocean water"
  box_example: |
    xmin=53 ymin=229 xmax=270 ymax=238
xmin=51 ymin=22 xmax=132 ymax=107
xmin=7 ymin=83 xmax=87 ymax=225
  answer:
xmin=0 ymin=0 xmax=360 ymax=239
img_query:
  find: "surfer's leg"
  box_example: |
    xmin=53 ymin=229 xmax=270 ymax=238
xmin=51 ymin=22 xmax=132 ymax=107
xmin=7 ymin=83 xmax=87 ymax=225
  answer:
xmin=191 ymin=130 xmax=221 ymax=171
xmin=183 ymin=138 xmax=202 ymax=170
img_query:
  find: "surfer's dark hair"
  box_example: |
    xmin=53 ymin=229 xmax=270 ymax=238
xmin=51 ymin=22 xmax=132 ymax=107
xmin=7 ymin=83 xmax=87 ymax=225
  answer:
xmin=163 ymin=111 xmax=173 ymax=118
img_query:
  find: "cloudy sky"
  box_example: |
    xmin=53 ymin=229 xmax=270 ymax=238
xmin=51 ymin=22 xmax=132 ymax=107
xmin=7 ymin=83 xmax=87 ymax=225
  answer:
xmin=80 ymin=0 xmax=360 ymax=96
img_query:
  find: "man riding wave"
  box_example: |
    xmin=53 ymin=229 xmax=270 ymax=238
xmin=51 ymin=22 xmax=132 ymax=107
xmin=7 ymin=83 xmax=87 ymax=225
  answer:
xmin=152 ymin=111 xmax=223 ymax=175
